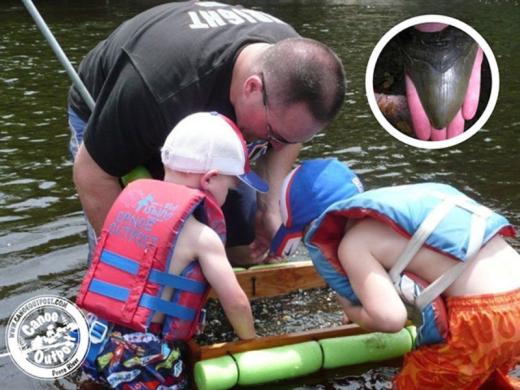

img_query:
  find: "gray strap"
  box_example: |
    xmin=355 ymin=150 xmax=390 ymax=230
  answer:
xmin=389 ymin=198 xmax=455 ymax=285
xmin=389 ymin=192 xmax=493 ymax=310
xmin=415 ymin=205 xmax=492 ymax=310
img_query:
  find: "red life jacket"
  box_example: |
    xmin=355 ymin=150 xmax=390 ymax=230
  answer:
xmin=76 ymin=179 xmax=226 ymax=341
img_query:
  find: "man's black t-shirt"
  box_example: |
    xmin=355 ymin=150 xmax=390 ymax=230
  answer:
xmin=68 ymin=2 xmax=299 ymax=178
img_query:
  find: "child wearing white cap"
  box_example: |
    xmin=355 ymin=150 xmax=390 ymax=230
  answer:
xmin=77 ymin=112 xmax=263 ymax=389
xmin=270 ymin=158 xmax=520 ymax=389
xmin=161 ymin=112 xmax=268 ymax=196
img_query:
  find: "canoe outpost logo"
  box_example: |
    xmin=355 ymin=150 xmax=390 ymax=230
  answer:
xmin=5 ymin=295 xmax=89 ymax=379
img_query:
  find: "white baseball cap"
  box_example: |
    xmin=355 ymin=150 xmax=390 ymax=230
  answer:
xmin=161 ymin=112 xmax=268 ymax=193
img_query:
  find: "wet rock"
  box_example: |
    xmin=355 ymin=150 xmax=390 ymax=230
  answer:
xmin=195 ymin=287 xmax=343 ymax=345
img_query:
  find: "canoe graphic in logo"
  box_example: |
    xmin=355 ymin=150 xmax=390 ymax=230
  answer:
xmin=5 ymin=295 xmax=89 ymax=379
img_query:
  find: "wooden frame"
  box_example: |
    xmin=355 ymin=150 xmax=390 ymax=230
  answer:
xmin=188 ymin=323 xmax=368 ymax=361
xmin=208 ymin=260 xmax=327 ymax=300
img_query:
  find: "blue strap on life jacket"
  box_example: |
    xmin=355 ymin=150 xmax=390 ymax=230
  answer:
xmin=85 ymin=249 xmax=205 ymax=321
xmin=100 ymin=250 xmax=205 ymax=293
xmin=88 ymin=279 xmax=197 ymax=321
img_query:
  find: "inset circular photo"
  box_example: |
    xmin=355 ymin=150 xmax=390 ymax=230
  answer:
xmin=366 ymin=15 xmax=499 ymax=149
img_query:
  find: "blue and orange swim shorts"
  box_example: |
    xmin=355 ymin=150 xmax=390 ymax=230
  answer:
xmin=395 ymin=288 xmax=520 ymax=389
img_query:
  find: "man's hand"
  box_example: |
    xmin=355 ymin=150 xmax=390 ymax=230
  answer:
xmin=406 ymin=23 xmax=484 ymax=141
xmin=249 ymin=208 xmax=282 ymax=262
xmin=249 ymin=143 xmax=301 ymax=264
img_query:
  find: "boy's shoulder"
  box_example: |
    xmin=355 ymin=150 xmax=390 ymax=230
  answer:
xmin=168 ymin=215 xmax=226 ymax=272
xmin=178 ymin=215 xmax=225 ymax=252
xmin=341 ymin=218 xmax=401 ymax=254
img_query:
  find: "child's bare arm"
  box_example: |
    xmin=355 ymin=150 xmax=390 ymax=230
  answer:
xmin=338 ymin=224 xmax=407 ymax=333
xmin=196 ymin=226 xmax=256 ymax=340
xmin=336 ymin=295 xmax=402 ymax=332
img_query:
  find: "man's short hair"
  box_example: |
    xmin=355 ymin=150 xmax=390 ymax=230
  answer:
xmin=261 ymin=37 xmax=346 ymax=124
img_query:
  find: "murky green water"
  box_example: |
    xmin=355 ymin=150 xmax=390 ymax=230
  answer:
xmin=1 ymin=0 xmax=519 ymax=388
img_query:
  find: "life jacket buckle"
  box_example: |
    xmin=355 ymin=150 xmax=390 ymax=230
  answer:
xmin=196 ymin=308 xmax=207 ymax=335
xmin=88 ymin=317 xmax=109 ymax=345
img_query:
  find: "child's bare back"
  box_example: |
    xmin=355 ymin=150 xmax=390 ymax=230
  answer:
xmin=349 ymin=217 xmax=520 ymax=297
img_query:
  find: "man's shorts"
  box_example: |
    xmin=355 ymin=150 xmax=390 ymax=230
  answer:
xmin=68 ymin=108 xmax=97 ymax=263
xmin=395 ymin=288 xmax=520 ymax=389
xmin=84 ymin=325 xmax=188 ymax=390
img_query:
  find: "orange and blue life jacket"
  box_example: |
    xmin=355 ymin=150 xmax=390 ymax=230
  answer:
xmin=76 ymin=179 xmax=226 ymax=341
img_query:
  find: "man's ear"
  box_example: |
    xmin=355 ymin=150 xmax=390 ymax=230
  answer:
xmin=200 ymin=169 xmax=219 ymax=191
xmin=243 ymin=74 xmax=263 ymax=98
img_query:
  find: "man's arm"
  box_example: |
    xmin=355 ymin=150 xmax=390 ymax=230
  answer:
xmin=72 ymin=60 xmax=165 ymax=235
xmin=250 ymin=143 xmax=301 ymax=260
xmin=197 ymin=225 xmax=256 ymax=340
xmin=73 ymin=143 xmax=122 ymax=235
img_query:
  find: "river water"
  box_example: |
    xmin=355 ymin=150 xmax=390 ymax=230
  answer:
xmin=1 ymin=0 xmax=519 ymax=388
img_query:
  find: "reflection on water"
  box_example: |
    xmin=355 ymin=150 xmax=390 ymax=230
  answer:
xmin=0 ymin=0 xmax=519 ymax=388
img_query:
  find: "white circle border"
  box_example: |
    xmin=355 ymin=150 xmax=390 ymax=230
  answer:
xmin=5 ymin=295 xmax=89 ymax=380
xmin=365 ymin=14 xmax=500 ymax=149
